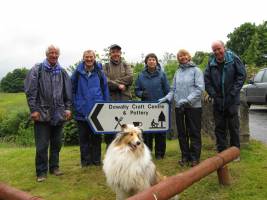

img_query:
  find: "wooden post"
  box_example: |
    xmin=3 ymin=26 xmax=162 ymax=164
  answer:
xmin=0 ymin=183 xmax=44 ymax=200
xmin=127 ymin=147 xmax=240 ymax=200
xmin=217 ymin=165 xmax=231 ymax=185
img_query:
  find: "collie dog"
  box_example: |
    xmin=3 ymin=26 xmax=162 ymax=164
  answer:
xmin=103 ymin=124 xmax=178 ymax=200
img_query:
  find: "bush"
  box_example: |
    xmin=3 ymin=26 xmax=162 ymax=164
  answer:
xmin=16 ymin=122 xmax=35 ymax=146
xmin=0 ymin=109 xmax=34 ymax=145
xmin=0 ymin=110 xmax=29 ymax=137
xmin=63 ymin=119 xmax=79 ymax=145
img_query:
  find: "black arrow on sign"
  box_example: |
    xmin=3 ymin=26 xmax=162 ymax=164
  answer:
xmin=90 ymin=103 xmax=104 ymax=131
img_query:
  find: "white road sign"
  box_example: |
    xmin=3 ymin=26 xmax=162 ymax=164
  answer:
xmin=88 ymin=102 xmax=170 ymax=134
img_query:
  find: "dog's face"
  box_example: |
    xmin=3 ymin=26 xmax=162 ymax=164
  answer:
xmin=114 ymin=124 xmax=143 ymax=151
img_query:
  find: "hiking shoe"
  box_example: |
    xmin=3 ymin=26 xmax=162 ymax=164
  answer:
xmin=50 ymin=168 xmax=64 ymax=176
xmin=37 ymin=175 xmax=46 ymax=182
xmin=155 ymin=155 xmax=164 ymax=160
xmin=233 ymin=156 xmax=241 ymax=162
xmin=93 ymin=161 xmax=102 ymax=166
xmin=191 ymin=160 xmax=200 ymax=167
xmin=178 ymin=159 xmax=189 ymax=167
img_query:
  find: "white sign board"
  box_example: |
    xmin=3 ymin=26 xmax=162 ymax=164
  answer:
xmin=88 ymin=102 xmax=170 ymax=134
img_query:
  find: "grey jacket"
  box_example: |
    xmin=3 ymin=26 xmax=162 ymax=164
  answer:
xmin=24 ymin=61 xmax=72 ymax=125
xmin=165 ymin=63 xmax=204 ymax=108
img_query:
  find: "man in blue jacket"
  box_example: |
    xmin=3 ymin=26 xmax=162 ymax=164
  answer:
xmin=25 ymin=45 xmax=72 ymax=182
xmin=204 ymin=41 xmax=246 ymax=155
xmin=71 ymin=50 xmax=109 ymax=167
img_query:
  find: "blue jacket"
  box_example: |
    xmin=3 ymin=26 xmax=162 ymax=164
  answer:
xmin=71 ymin=61 xmax=109 ymax=121
xmin=135 ymin=65 xmax=170 ymax=101
xmin=165 ymin=62 xmax=204 ymax=108
xmin=204 ymin=50 xmax=246 ymax=111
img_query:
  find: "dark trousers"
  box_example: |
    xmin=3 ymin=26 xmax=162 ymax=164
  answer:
xmin=104 ymin=134 xmax=116 ymax=148
xmin=34 ymin=122 xmax=63 ymax=177
xmin=175 ymin=107 xmax=202 ymax=162
xmin=77 ymin=121 xmax=102 ymax=166
xmin=213 ymin=105 xmax=240 ymax=152
xmin=143 ymin=132 xmax=166 ymax=158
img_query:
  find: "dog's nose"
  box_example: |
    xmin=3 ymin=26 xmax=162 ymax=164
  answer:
xmin=136 ymin=141 xmax=141 ymax=146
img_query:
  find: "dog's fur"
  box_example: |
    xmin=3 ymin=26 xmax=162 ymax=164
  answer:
xmin=103 ymin=124 xmax=178 ymax=200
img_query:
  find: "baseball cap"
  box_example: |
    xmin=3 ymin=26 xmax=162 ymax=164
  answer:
xmin=109 ymin=44 xmax=121 ymax=50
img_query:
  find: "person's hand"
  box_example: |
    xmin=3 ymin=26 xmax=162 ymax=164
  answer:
xmin=178 ymin=99 xmax=189 ymax=107
xmin=142 ymin=90 xmax=149 ymax=99
xmin=207 ymin=96 xmax=214 ymax=103
xmin=65 ymin=110 xmax=72 ymax=120
xmin=158 ymin=97 xmax=168 ymax=104
xmin=204 ymin=94 xmax=213 ymax=103
xmin=31 ymin=111 xmax=40 ymax=121
xmin=118 ymin=84 xmax=126 ymax=91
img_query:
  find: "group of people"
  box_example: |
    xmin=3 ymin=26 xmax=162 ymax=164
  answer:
xmin=24 ymin=41 xmax=246 ymax=182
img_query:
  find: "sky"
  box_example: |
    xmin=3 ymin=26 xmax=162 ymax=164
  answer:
xmin=0 ymin=0 xmax=266 ymax=79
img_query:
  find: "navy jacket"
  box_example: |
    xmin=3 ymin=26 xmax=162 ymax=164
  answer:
xmin=204 ymin=50 xmax=246 ymax=111
xmin=71 ymin=61 xmax=109 ymax=121
xmin=135 ymin=65 xmax=170 ymax=101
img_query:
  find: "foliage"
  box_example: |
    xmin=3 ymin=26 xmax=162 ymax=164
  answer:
xmin=226 ymin=21 xmax=267 ymax=67
xmin=192 ymin=51 xmax=210 ymax=71
xmin=63 ymin=119 xmax=79 ymax=145
xmin=256 ymin=21 xmax=267 ymax=66
xmin=226 ymin=23 xmax=256 ymax=59
xmin=243 ymin=32 xmax=260 ymax=65
xmin=0 ymin=139 xmax=267 ymax=200
xmin=16 ymin=119 xmax=35 ymax=146
xmin=164 ymin=60 xmax=178 ymax=84
xmin=160 ymin=52 xmax=176 ymax=66
xmin=66 ymin=61 xmax=80 ymax=74
xmin=0 ymin=110 xmax=30 ymax=145
xmin=0 ymin=68 xmax=29 ymax=93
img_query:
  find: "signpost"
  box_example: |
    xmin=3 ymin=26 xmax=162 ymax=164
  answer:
xmin=88 ymin=101 xmax=170 ymax=134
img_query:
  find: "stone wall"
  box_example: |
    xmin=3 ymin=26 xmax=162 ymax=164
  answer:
xmin=169 ymin=92 xmax=250 ymax=145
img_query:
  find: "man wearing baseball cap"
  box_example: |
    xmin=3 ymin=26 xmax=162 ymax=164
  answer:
xmin=103 ymin=44 xmax=133 ymax=146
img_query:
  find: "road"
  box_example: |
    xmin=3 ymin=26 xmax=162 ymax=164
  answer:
xmin=249 ymin=105 xmax=267 ymax=144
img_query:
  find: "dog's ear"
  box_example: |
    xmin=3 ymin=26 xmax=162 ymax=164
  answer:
xmin=114 ymin=131 xmax=128 ymax=143
xmin=121 ymin=124 xmax=127 ymax=131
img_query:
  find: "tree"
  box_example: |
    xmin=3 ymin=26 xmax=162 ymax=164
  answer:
xmin=161 ymin=52 xmax=176 ymax=66
xmin=243 ymin=32 xmax=260 ymax=65
xmin=226 ymin=21 xmax=267 ymax=67
xmin=226 ymin=22 xmax=256 ymax=59
xmin=192 ymin=51 xmax=210 ymax=70
xmin=256 ymin=21 xmax=267 ymax=66
xmin=0 ymin=68 xmax=29 ymax=93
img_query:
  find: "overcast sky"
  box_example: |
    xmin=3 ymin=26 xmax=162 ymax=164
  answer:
xmin=0 ymin=0 xmax=266 ymax=78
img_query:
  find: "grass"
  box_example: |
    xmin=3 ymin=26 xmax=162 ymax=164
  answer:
xmin=0 ymin=137 xmax=267 ymax=200
xmin=0 ymin=92 xmax=28 ymax=116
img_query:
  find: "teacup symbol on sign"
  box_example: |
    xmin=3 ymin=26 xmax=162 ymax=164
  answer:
xmin=133 ymin=121 xmax=143 ymax=127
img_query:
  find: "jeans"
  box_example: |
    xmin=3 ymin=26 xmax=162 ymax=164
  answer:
xmin=175 ymin=107 xmax=202 ymax=161
xmin=34 ymin=122 xmax=63 ymax=176
xmin=77 ymin=121 xmax=102 ymax=166
xmin=213 ymin=105 xmax=240 ymax=152
xmin=104 ymin=134 xmax=116 ymax=149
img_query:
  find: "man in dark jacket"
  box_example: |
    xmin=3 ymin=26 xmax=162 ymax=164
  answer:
xmin=204 ymin=41 xmax=246 ymax=154
xmin=71 ymin=50 xmax=109 ymax=167
xmin=25 ymin=45 xmax=72 ymax=182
